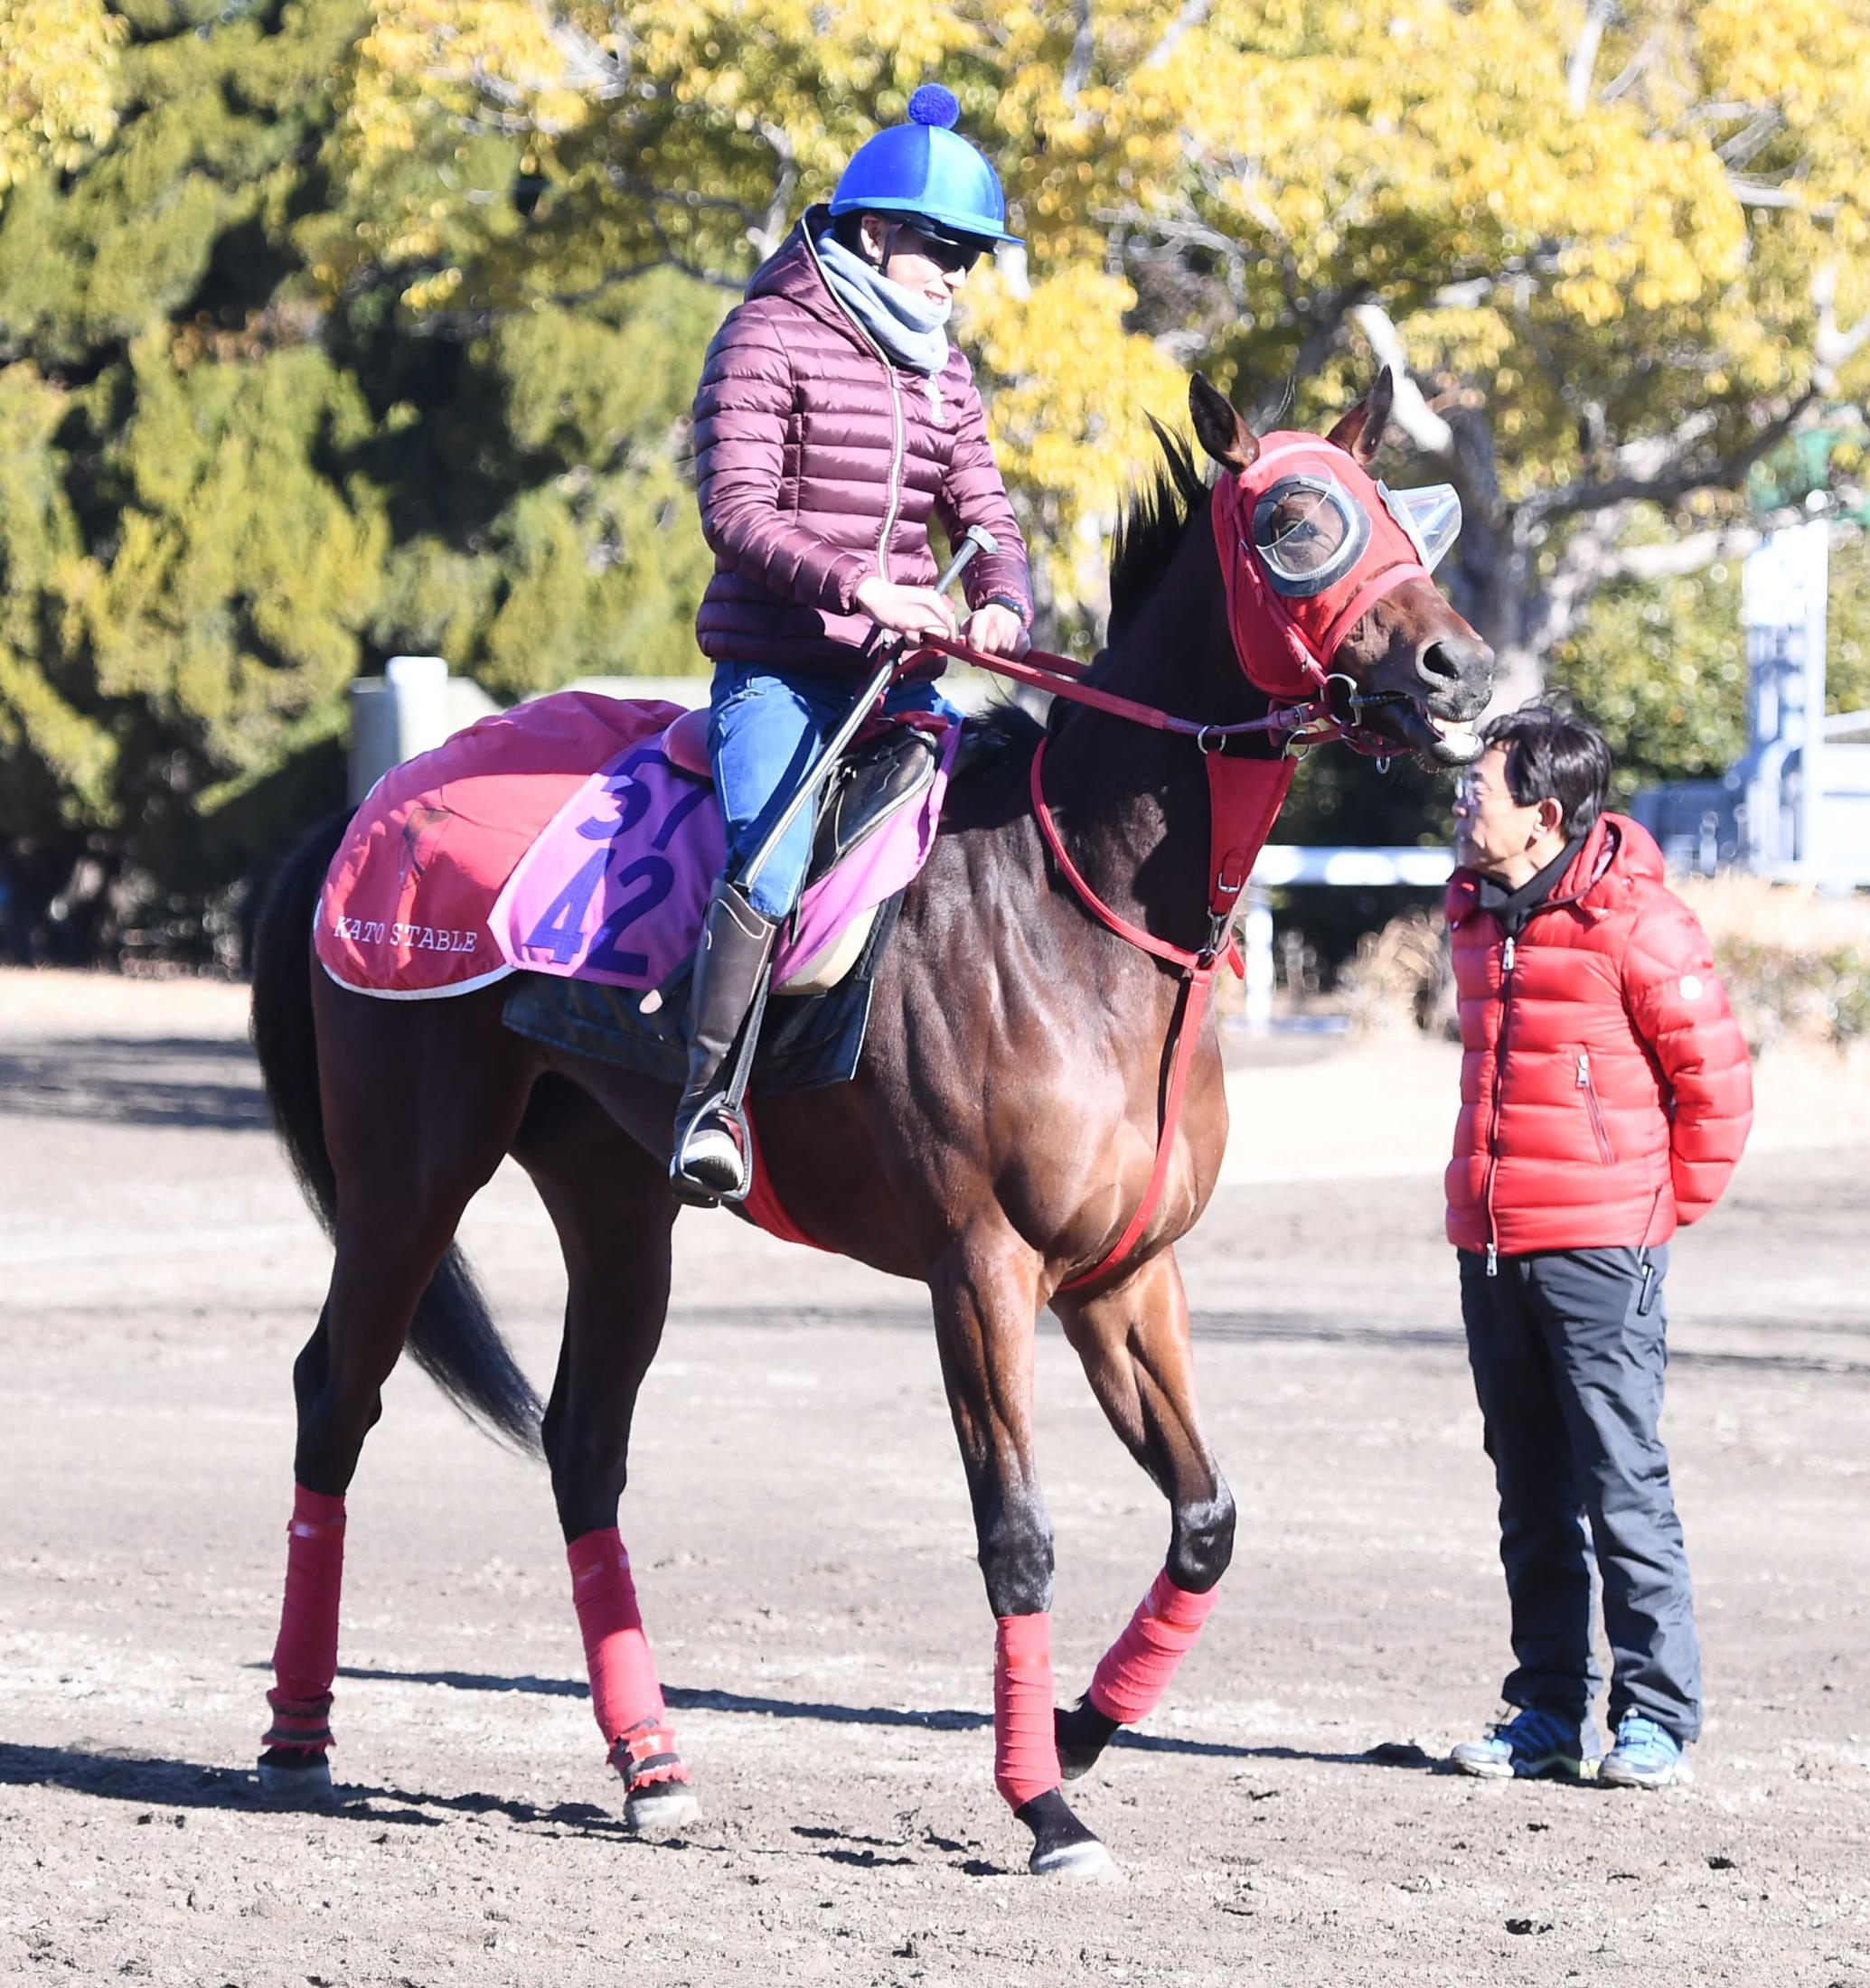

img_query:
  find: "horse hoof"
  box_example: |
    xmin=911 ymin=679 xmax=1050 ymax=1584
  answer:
xmin=1017 ymin=1787 xmax=1116 ymax=1879
xmin=257 ymin=1749 xmax=336 ymax=1805
xmin=1055 ymin=1696 xmax=1120 ymax=1782
xmin=624 ymin=1782 xmax=700 ymax=1833
xmin=1030 ymin=1834 xmax=1117 ymax=1880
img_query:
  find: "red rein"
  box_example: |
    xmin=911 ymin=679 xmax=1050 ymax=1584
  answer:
xmin=891 ymin=476 xmax=1414 ymax=1291
xmin=907 ymin=626 xmax=1305 ymax=1294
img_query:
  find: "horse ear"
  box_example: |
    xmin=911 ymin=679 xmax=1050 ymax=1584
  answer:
xmin=1326 ymin=367 xmax=1395 ymax=466
xmin=1189 ymin=373 xmax=1260 ymax=472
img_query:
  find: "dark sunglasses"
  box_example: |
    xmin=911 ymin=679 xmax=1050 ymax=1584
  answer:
xmin=889 ymin=222 xmax=985 ymax=275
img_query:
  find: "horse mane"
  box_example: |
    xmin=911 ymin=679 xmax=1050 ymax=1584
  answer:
xmin=951 ymin=417 xmax=1217 ymax=774
xmin=1106 ymin=418 xmax=1214 ymax=651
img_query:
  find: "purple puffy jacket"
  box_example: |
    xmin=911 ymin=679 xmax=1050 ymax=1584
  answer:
xmin=692 ymin=207 xmax=1032 ymax=679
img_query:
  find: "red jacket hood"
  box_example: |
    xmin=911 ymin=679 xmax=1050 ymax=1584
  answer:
xmin=1444 ymin=811 xmax=1665 ymax=931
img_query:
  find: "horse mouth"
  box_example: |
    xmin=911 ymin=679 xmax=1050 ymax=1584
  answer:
xmin=1363 ymin=697 xmax=1487 ymax=766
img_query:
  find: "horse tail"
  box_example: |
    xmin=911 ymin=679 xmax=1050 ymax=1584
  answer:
xmin=249 ymin=814 xmax=543 ymax=1456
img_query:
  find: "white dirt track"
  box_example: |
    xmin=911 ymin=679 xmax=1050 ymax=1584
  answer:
xmin=1 ymin=969 xmax=1865 ymax=1988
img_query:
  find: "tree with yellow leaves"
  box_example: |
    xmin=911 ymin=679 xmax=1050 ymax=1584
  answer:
xmin=0 ymin=0 xmax=123 ymax=193
xmin=334 ymin=0 xmax=1870 ymax=683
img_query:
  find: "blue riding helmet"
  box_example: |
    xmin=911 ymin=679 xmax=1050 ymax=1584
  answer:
xmin=829 ymin=83 xmax=1022 ymax=248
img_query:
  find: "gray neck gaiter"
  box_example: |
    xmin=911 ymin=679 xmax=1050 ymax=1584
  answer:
xmin=814 ymin=229 xmax=952 ymax=377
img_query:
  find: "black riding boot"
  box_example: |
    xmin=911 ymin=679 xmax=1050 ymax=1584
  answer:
xmin=669 ymin=878 xmax=779 ymax=1205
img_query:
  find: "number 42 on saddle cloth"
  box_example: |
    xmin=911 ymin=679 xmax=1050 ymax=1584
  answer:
xmin=313 ymin=689 xmax=958 ymax=1003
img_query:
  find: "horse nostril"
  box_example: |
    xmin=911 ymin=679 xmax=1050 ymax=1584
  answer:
xmin=1416 ymin=640 xmax=1464 ymax=688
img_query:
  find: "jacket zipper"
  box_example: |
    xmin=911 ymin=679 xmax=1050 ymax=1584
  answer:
xmin=1480 ymin=931 xmax=1515 ymax=1275
xmin=1575 ymin=1051 xmax=1614 ymax=1164
xmin=875 ymin=364 xmax=906 ymax=580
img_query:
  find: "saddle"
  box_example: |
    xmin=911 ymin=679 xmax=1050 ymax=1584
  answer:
xmin=664 ymin=703 xmax=943 ymax=906
xmin=500 ymin=705 xmax=947 ymax=1093
xmin=661 ymin=705 xmax=940 ymax=992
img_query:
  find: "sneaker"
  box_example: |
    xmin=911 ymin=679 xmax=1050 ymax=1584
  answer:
xmin=1598 ymin=1713 xmax=1690 ymax=1789
xmin=1450 ymin=1705 xmax=1592 ymax=1781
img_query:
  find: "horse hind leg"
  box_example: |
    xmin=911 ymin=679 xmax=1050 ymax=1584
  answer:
xmin=514 ymin=1082 xmax=698 ymax=1832
xmin=1050 ymin=1247 xmax=1236 ymax=1783
xmin=260 ymin=1203 xmax=484 ymax=1799
xmin=260 ymin=987 xmax=536 ymax=1802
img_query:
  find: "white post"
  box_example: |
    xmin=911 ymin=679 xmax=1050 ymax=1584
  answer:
xmin=1242 ymin=884 xmax=1275 ymax=1032
xmin=1741 ymin=523 xmax=1829 ymax=872
xmin=1794 ymin=519 xmax=1829 ymax=871
xmin=384 ymin=653 xmax=453 ymax=760
xmin=348 ymin=654 xmax=454 ymax=804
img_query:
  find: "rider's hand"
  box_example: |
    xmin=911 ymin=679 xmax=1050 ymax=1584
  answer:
xmin=963 ymin=602 xmax=1029 ymax=660
xmin=854 ymin=577 xmax=961 ymax=643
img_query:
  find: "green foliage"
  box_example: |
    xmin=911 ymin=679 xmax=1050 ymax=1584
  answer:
xmin=6 ymin=0 xmax=1869 ymax=961
xmin=1550 ymin=528 xmax=1870 ymax=801
xmin=0 ymin=5 xmax=723 ymax=957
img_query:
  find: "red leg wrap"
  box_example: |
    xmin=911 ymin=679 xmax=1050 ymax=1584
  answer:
xmin=568 ymin=1528 xmax=665 ymax=1752
xmin=265 ymin=1485 xmax=346 ymax=1752
xmin=1087 ymin=1567 xmax=1217 ymax=1724
xmin=993 ymin=1613 xmax=1061 ymax=1809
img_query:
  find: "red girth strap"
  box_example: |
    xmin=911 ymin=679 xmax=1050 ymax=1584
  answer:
xmin=1031 ymin=738 xmax=1293 ymax=1292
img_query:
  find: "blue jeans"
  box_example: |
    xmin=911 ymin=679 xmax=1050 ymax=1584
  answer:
xmin=708 ymin=664 xmax=953 ymax=920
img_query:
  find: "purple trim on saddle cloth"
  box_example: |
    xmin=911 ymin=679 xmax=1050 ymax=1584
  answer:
xmin=489 ymin=716 xmax=959 ymax=990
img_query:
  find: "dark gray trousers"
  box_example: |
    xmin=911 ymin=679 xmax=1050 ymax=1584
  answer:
xmin=1458 ymin=1244 xmax=1701 ymax=1748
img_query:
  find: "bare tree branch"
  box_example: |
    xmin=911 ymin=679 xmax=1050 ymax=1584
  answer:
xmin=1715 ymin=107 xmax=1783 ymax=169
xmin=1600 ymin=522 xmax=1764 ymax=582
xmin=1142 ymin=0 xmax=1213 ymax=71
xmin=1062 ymin=0 xmax=1095 ymax=103
xmin=1598 ymin=31 xmax=1659 ymax=104
xmin=1814 ymin=260 xmax=1870 ymax=394
xmin=1249 ymin=286 xmax=1371 ymax=430
xmin=542 ymin=17 xmax=629 ymax=99
xmin=1727 ymin=176 xmax=1841 ymax=218
xmin=1529 ymin=390 xmax=1817 ymax=522
xmin=1566 ymin=0 xmax=1614 ymax=114
xmin=1348 ymin=302 xmax=1453 ymax=455
xmin=753 ymin=119 xmax=796 ymax=259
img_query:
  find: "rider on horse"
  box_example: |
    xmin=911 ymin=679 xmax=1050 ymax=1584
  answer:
xmin=671 ymin=83 xmax=1035 ymax=1205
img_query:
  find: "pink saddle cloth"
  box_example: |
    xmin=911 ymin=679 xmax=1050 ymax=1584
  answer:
xmin=315 ymin=689 xmax=955 ymax=1000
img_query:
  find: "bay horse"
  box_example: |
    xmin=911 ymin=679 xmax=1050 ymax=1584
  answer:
xmin=248 ymin=371 xmax=1492 ymax=1876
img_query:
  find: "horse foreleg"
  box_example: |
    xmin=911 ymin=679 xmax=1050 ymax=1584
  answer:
xmin=517 ymin=1093 xmax=697 ymax=1832
xmin=930 ymin=1236 xmax=1112 ymax=1879
xmin=1050 ymin=1247 xmax=1235 ymax=1780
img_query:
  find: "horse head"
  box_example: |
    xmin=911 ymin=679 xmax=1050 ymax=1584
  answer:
xmin=1189 ymin=371 xmax=1494 ymax=765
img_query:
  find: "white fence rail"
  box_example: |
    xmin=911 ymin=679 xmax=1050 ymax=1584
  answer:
xmin=1241 ymin=847 xmax=1454 ymax=1029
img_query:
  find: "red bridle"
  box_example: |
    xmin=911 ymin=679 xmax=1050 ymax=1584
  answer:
xmin=891 ymin=462 xmax=1438 ymax=1291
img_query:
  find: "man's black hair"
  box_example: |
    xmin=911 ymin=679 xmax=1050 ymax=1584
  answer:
xmin=1480 ymin=701 xmax=1612 ymax=839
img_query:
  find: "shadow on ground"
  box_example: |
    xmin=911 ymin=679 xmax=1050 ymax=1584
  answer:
xmin=0 ymin=1038 xmax=267 ymax=1131
xmin=233 ymin=1663 xmax=1452 ymax=1774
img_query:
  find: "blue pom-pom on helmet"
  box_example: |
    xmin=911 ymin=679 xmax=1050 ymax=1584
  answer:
xmin=830 ymin=82 xmax=1021 ymax=248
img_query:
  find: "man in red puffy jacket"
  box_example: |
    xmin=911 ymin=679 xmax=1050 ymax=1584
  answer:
xmin=1442 ymin=704 xmax=1752 ymax=1789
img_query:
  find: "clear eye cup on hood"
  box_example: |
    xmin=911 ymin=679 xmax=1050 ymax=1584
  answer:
xmin=1378 ymin=482 xmax=1462 ymax=574
xmin=1250 ymin=474 xmax=1371 ymax=597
